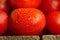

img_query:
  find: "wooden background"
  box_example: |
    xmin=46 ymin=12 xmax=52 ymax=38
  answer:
xmin=0 ymin=35 xmax=60 ymax=40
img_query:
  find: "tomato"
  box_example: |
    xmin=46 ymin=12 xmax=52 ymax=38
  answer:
xmin=0 ymin=0 xmax=9 ymax=13
xmin=40 ymin=0 xmax=60 ymax=14
xmin=9 ymin=0 xmax=41 ymax=9
xmin=9 ymin=8 xmax=46 ymax=35
xmin=46 ymin=11 xmax=60 ymax=34
xmin=0 ymin=10 xmax=8 ymax=35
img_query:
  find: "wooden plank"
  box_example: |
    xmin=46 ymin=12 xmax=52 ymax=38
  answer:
xmin=42 ymin=35 xmax=56 ymax=40
xmin=57 ymin=35 xmax=60 ymax=40
xmin=0 ymin=36 xmax=40 ymax=40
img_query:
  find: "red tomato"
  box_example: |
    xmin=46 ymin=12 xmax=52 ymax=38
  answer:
xmin=0 ymin=10 xmax=8 ymax=35
xmin=46 ymin=11 xmax=60 ymax=34
xmin=0 ymin=0 xmax=9 ymax=13
xmin=9 ymin=8 xmax=46 ymax=35
xmin=40 ymin=0 xmax=60 ymax=14
xmin=9 ymin=0 xmax=41 ymax=9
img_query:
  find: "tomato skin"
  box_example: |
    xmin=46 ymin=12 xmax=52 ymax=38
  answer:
xmin=10 ymin=0 xmax=41 ymax=9
xmin=9 ymin=8 xmax=46 ymax=35
xmin=46 ymin=11 xmax=60 ymax=34
xmin=0 ymin=10 xmax=8 ymax=35
xmin=40 ymin=0 xmax=60 ymax=14
xmin=0 ymin=0 xmax=9 ymax=13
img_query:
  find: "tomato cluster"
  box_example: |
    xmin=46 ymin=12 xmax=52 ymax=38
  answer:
xmin=0 ymin=0 xmax=60 ymax=35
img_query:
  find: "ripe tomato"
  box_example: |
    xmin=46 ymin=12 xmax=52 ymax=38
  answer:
xmin=46 ymin=11 xmax=60 ymax=34
xmin=9 ymin=8 xmax=46 ymax=35
xmin=10 ymin=0 xmax=41 ymax=9
xmin=0 ymin=10 xmax=8 ymax=35
xmin=0 ymin=0 xmax=9 ymax=13
xmin=40 ymin=0 xmax=60 ymax=14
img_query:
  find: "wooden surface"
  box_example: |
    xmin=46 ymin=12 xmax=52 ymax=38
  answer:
xmin=0 ymin=36 xmax=40 ymax=40
xmin=0 ymin=35 xmax=60 ymax=40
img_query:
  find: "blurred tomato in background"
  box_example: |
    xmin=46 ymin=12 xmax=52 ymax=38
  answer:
xmin=46 ymin=11 xmax=60 ymax=34
xmin=40 ymin=0 xmax=60 ymax=14
xmin=9 ymin=0 xmax=41 ymax=9
xmin=0 ymin=0 xmax=9 ymax=13
xmin=0 ymin=10 xmax=8 ymax=35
